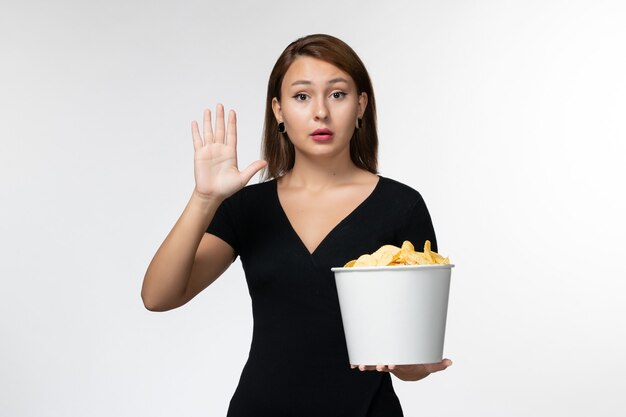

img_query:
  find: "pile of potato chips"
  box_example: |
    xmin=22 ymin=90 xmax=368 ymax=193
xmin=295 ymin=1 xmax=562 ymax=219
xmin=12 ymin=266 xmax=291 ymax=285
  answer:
xmin=343 ymin=240 xmax=450 ymax=267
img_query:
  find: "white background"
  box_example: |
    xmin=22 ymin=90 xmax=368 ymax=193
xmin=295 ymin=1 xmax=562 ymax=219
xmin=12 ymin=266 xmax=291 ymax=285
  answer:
xmin=1 ymin=0 xmax=625 ymax=416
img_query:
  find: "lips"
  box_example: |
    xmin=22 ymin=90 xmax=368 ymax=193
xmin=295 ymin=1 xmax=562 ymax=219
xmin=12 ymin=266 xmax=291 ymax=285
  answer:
xmin=311 ymin=128 xmax=334 ymax=141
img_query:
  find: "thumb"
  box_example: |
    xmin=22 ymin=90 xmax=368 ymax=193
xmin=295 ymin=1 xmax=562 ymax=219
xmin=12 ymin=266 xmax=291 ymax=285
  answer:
xmin=240 ymin=160 xmax=268 ymax=184
xmin=425 ymin=359 xmax=453 ymax=373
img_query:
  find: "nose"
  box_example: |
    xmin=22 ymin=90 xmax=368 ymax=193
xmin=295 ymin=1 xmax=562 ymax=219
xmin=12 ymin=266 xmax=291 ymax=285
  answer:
xmin=314 ymin=99 xmax=329 ymax=120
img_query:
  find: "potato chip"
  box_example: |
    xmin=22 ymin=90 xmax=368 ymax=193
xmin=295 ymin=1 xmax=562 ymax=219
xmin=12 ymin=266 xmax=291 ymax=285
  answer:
xmin=343 ymin=240 xmax=450 ymax=267
xmin=401 ymin=241 xmax=414 ymax=252
xmin=353 ymin=254 xmax=376 ymax=267
xmin=371 ymin=244 xmax=401 ymax=266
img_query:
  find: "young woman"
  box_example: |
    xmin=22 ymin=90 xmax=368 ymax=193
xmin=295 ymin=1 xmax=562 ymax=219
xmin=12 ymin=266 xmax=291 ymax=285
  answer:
xmin=142 ymin=34 xmax=452 ymax=416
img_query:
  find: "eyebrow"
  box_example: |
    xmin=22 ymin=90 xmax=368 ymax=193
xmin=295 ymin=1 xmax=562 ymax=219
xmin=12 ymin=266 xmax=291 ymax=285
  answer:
xmin=290 ymin=77 xmax=350 ymax=86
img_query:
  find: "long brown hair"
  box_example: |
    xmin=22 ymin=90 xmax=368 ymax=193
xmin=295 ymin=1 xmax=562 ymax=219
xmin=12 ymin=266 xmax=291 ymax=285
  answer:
xmin=261 ymin=34 xmax=378 ymax=181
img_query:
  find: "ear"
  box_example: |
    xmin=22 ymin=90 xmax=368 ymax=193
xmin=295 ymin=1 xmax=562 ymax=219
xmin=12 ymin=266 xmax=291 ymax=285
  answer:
xmin=357 ymin=92 xmax=368 ymax=118
xmin=272 ymin=97 xmax=282 ymax=122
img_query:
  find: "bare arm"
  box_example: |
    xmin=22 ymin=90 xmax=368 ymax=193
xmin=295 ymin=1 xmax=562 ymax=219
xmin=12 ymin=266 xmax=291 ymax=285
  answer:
xmin=141 ymin=104 xmax=266 ymax=311
xmin=141 ymin=191 xmax=233 ymax=311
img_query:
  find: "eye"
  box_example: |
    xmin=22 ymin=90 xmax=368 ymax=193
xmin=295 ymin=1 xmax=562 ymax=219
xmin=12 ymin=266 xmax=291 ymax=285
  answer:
xmin=331 ymin=91 xmax=347 ymax=99
xmin=293 ymin=93 xmax=308 ymax=101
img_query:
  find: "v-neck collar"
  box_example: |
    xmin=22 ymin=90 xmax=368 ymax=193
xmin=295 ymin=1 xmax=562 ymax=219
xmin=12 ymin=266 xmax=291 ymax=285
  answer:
xmin=273 ymin=175 xmax=383 ymax=257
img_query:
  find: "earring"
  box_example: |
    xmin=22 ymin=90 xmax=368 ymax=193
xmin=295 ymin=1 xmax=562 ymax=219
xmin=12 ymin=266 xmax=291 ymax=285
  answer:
xmin=356 ymin=118 xmax=363 ymax=129
xmin=278 ymin=122 xmax=286 ymax=133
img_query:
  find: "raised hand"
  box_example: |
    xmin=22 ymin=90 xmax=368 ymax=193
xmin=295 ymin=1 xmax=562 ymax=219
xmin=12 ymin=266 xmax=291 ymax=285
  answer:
xmin=191 ymin=104 xmax=267 ymax=200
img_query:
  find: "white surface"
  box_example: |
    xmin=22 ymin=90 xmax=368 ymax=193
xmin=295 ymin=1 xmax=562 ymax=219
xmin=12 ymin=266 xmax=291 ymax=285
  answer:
xmin=333 ymin=265 xmax=452 ymax=364
xmin=1 ymin=1 xmax=625 ymax=416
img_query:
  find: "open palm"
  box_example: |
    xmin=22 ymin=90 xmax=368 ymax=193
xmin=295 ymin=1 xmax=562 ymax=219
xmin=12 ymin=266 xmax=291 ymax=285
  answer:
xmin=192 ymin=104 xmax=266 ymax=200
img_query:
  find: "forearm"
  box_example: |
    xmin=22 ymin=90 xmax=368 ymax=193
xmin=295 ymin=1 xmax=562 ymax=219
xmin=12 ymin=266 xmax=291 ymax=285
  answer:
xmin=141 ymin=190 xmax=223 ymax=310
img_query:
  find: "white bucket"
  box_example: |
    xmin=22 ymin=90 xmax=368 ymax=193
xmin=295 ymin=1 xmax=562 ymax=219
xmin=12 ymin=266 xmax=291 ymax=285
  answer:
xmin=331 ymin=264 xmax=453 ymax=365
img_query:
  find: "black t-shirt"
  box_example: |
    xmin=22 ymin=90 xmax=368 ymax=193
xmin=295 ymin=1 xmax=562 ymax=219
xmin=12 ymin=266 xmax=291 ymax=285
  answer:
xmin=207 ymin=175 xmax=437 ymax=417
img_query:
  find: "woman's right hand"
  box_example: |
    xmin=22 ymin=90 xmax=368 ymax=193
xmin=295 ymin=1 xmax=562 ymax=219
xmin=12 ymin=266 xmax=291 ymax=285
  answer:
xmin=191 ymin=104 xmax=267 ymax=201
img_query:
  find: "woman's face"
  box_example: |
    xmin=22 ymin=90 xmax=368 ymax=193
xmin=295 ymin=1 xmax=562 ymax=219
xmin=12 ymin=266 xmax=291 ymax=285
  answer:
xmin=272 ymin=56 xmax=368 ymax=162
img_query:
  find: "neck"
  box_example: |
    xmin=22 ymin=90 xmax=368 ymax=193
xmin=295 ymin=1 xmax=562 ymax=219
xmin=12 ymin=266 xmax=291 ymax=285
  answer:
xmin=282 ymin=152 xmax=362 ymax=190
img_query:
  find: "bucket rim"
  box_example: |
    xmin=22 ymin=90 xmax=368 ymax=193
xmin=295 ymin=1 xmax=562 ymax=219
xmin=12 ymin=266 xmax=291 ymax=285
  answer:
xmin=331 ymin=264 xmax=455 ymax=273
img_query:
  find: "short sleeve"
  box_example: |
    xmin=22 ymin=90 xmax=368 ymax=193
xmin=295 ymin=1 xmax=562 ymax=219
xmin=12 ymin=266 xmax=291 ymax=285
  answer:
xmin=206 ymin=194 xmax=241 ymax=258
xmin=395 ymin=194 xmax=438 ymax=253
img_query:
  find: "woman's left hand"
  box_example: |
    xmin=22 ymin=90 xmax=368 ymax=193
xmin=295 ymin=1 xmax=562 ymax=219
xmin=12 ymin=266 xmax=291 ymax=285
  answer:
xmin=351 ymin=358 xmax=453 ymax=381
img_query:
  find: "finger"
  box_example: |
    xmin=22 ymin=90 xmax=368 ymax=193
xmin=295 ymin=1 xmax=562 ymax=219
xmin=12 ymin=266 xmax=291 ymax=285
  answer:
xmin=215 ymin=103 xmax=225 ymax=144
xmin=226 ymin=109 xmax=237 ymax=148
xmin=425 ymin=364 xmax=446 ymax=373
xmin=239 ymin=160 xmax=268 ymax=184
xmin=433 ymin=358 xmax=452 ymax=369
xmin=425 ymin=359 xmax=452 ymax=373
xmin=191 ymin=120 xmax=203 ymax=150
xmin=203 ymin=109 xmax=214 ymax=143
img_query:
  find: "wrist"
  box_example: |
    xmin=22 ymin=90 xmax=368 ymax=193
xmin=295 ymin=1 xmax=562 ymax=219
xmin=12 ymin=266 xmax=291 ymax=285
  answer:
xmin=189 ymin=189 xmax=225 ymax=221
xmin=191 ymin=188 xmax=225 ymax=205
